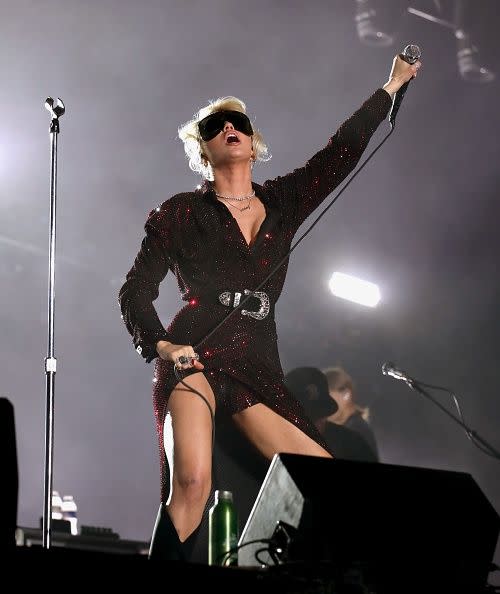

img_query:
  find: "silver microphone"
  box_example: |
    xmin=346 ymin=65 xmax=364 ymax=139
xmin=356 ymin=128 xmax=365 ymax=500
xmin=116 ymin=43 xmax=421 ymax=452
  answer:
xmin=381 ymin=361 xmax=411 ymax=382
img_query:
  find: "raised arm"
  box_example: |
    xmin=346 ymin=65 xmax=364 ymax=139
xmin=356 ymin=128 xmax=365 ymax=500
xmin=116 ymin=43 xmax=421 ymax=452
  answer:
xmin=263 ymin=89 xmax=391 ymax=227
xmin=264 ymin=55 xmax=420 ymax=228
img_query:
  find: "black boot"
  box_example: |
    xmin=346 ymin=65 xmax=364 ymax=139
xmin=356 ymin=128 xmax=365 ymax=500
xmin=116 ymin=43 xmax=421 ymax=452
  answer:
xmin=179 ymin=524 xmax=202 ymax=563
xmin=148 ymin=503 xmax=184 ymax=561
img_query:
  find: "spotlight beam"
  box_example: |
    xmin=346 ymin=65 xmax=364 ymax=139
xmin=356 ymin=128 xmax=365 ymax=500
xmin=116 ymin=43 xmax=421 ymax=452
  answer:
xmin=407 ymin=7 xmax=456 ymax=29
xmin=0 ymin=234 xmax=86 ymax=269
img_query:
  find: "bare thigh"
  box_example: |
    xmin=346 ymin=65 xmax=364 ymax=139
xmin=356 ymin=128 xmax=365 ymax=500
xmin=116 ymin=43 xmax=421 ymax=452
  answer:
xmin=163 ymin=372 xmax=216 ymax=504
xmin=232 ymin=403 xmax=332 ymax=461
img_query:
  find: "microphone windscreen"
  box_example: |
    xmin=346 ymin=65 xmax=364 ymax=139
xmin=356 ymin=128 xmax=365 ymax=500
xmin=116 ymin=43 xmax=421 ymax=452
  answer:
xmin=402 ymin=44 xmax=421 ymax=64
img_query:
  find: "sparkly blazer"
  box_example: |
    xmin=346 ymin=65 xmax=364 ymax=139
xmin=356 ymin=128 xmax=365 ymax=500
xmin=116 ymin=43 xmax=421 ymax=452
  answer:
xmin=119 ymin=88 xmax=392 ymax=367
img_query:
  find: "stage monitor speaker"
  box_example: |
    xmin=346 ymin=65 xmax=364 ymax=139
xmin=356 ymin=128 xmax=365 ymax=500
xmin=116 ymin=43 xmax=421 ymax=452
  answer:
xmin=238 ymin=454 xmax=499 ymax=591
xmin=0 ymin=397 xmax=18 ymax=551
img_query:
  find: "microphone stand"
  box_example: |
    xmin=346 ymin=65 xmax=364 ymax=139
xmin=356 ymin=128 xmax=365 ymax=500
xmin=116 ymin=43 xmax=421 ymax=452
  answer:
xmin=401 ymin=377 xmax=500 ymax=460
xmin=42 ymin=97 xmax=65 ymax=549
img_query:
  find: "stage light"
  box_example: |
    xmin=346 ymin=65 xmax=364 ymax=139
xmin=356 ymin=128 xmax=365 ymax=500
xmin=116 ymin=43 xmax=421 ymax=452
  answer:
xmin=455 ymin=29 xmax=495 ymax=83
xmin=328 ymin=272 xmax=381 ymax=308
xmin=453 ymin=0 xmax=494 ymax=83
xmin=354 ymin=0 xmax=393 ymax=47
xmin=408 ymin=2 xmax=495 ymax=84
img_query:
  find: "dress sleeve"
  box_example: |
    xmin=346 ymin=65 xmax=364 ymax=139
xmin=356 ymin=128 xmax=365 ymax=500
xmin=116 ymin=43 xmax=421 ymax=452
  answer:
xmin=118 ymin=206 xmax=176 ymax=363
xmin=263 ymin=88 xmax=392 ymax=228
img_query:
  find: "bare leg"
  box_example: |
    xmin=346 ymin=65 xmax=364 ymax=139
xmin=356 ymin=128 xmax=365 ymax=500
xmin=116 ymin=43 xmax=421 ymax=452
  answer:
xmin=163 ymin=372 xmax=216 ymax=541
xmin=232 ymin=403 xmax=332 ymax=460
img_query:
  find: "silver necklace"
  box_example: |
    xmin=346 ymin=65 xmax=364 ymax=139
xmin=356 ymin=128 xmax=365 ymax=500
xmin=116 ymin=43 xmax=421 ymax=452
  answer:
xmin=221 ymin=196 xmax=253 ymax=212
xmin=215 ymin=189 xmax=255 ymax=202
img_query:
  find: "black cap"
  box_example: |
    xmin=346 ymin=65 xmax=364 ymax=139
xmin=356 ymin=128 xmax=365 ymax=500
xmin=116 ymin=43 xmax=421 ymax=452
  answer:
xmin=284 ymin=367 xmax=338 ymax=421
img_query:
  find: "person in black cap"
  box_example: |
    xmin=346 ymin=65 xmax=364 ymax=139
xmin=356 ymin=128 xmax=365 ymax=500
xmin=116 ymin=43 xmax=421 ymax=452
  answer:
xmin=284 ymin=367 xmax=378 ymax=463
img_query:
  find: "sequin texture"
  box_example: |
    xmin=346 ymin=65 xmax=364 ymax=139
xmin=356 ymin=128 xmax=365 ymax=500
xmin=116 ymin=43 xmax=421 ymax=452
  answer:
xmin=119 ymin=89 xmax=392 ymax=502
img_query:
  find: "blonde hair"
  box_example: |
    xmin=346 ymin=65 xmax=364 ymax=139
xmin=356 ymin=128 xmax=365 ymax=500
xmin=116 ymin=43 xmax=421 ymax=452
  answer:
xmin=322 ymin=366 xmax=370 ymax=422
xmin=178 ymin=96 xmax=270 ymax=181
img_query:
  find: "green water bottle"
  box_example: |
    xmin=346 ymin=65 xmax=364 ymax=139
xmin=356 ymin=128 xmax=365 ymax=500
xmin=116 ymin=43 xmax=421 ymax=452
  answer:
xmin=208 ymin=490 xmax=239 ymax=566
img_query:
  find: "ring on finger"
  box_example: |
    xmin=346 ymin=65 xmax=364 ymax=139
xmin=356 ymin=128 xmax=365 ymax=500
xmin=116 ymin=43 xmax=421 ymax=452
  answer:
xmin=179 ymin=353 xmax=199 ymax=365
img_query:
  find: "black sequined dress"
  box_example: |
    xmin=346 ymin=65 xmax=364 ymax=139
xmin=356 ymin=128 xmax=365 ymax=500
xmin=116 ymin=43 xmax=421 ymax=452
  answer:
xmin=119 ymin=89 xmax=391 ymax=502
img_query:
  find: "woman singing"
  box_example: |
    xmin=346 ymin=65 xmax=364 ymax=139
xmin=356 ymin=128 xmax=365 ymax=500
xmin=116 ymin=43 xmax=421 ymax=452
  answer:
xmin=118 ymin=53 xmax=421 ymax=561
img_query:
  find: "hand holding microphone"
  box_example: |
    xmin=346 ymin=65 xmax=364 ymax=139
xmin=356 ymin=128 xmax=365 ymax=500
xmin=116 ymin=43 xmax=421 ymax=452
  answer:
xmin=384 ymin=44 xmax=422 ymax=128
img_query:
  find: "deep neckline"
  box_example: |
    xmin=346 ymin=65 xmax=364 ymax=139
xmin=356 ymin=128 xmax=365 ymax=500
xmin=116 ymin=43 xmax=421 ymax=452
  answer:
xmin=222 ymin=198 xmax=268 ymax=249
xmin=202 ymin=182 xmax=278 ymax=250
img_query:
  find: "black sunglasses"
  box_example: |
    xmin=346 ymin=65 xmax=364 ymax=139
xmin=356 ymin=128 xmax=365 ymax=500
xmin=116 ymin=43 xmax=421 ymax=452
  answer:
xmin=198 ymin=110 xmax=253 ymax=142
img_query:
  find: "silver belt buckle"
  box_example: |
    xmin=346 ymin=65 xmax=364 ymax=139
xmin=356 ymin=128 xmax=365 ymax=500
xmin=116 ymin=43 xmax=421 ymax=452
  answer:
xmin=219 ymin=289 xmax=270 ymax=320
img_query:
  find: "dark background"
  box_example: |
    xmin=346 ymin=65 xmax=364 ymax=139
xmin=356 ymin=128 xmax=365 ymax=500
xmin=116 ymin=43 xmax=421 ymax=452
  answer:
xmin=2 ymin=0 xmax=499 ymax=574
